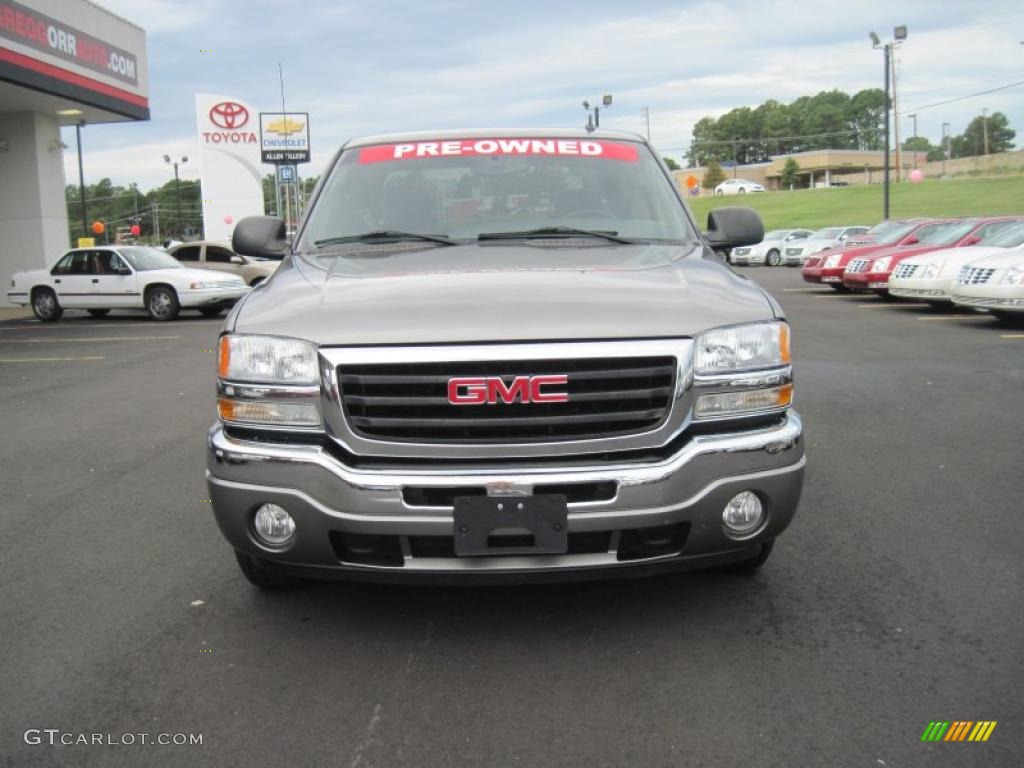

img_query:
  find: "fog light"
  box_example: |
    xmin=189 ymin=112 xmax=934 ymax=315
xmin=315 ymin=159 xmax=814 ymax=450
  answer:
xmin=722 ymin=491 xmax=764 ymax=536
xmin=253 ymin=504 xmax=296 ymax=546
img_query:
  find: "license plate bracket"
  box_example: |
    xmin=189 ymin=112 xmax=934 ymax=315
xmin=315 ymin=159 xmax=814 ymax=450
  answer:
xmin=453 ymin=494 xmax=568 ymax=557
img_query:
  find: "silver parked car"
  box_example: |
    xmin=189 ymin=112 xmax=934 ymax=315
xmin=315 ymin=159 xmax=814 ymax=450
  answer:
xmin=730 ymin=229 xmax=814 ymax=266
xmin=781 ymin=225 xmax=871 ymax=266
xmin=207 ymin=129 xmax=805 ymax=588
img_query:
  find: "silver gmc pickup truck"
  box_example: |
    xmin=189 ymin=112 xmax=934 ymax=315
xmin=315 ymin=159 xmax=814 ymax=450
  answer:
xmin=208 ymin=129 xmax=804 ymax=588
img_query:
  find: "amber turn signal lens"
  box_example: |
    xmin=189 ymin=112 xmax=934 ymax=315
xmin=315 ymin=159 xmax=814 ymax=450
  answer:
xmin=779 ymin=324 xmax=791 ymax=365
xmin=218 ymin=336 xmax=230 ymax=379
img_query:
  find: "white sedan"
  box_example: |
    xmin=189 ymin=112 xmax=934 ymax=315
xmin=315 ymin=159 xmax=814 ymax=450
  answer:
xmin=7 ymin=245 xmax=248 ymax=322
xmin=714 ymin=178 xmax=765 ymax=196
xmin=950 ymin=245 xmax=1024 ymax=321
xmin=780 ymin=225 xmax=871 ymax=266
xmin=889 ymin=221 xmax=1024 ymax=304
xmin=729 ymin=229 xmax=814 ymax=266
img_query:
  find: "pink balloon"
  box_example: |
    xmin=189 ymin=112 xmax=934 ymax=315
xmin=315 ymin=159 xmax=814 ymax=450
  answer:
xmin=223 ymin=215 xmax=234 ymax=225
xmin=909 ymin=169 xmax=924 ymax=184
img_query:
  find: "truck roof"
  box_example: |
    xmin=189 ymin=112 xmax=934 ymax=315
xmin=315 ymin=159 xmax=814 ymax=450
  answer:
xmin=342 ymin=127 xmax=647 ymax=150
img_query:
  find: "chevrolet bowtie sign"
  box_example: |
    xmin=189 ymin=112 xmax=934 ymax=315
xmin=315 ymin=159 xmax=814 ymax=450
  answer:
xmin=259 ymin=112 xmax=310 ymax=163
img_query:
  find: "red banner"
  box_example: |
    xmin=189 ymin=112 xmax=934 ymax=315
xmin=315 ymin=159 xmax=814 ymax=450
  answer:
xmin=359 ymin=138 xmax=639 ymax=164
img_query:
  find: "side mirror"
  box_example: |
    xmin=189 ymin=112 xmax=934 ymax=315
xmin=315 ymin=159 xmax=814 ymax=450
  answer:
xmin=232 ymin=216 xmax=289 ymax=259
xmin=961 ymin=235 xmax=981 ymax=246
xmin=903 ymin=235 xmax=919 ymax=245
xmin=229 ymin=255 xmax=244 ymax=265
xmin=705 ymin=207 xmax=764 ymax=251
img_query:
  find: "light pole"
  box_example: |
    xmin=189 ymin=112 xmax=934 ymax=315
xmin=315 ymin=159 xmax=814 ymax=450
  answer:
xmin=941 ymin=122 xmax=950 ymax=177
xmin=907 ymin=112 xmax=918 ymax=168
xmin=582 ymin=94 xmax=612 ymax=131
xmin=641 ymin=107 xmax=651 ymax=143
xmin=75 ymin=121 xmax=87 ymax=240
xmin=870 ymin=25 xmax=907 ymax=219
xmin=163 ymin=154 xmax=188 ymax=239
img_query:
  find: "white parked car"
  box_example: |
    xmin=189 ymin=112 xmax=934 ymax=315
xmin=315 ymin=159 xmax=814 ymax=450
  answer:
xmin=889 ymin=221 xmax=1024 ymax=304
xmin=729 ymin=229 xmax=814 ymax=266
xmin=950 ymin=245 xmax=1024 ymax=321
xmin=780 ymin=225 xmax=871 ymax=266
xmin=167 ymin=240 xmax=280 ymax=286
xmin=714 ymin=178 xmax=765 ymax=196
xmin=7 ymin=245 xmax=248 ymax=322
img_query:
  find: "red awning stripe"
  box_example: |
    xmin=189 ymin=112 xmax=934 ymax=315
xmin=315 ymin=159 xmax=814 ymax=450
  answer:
xmin=0 ymin=45 xmax=148 ymax=108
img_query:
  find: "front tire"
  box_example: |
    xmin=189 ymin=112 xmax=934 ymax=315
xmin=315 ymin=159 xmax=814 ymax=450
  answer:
xmin=766 ymin=249 xmax=781 ymax=266
xmin=87 ymin=309 xmax=110 ymax=317
xmin=234 ymin=551 xmax=300 ymax=589
xmin=199 ymin=306 xmax=224 ymax=317
xmin=738 ymin=187 xmax=746 ymax=194
xmin=146 ymin=286 xmax=180 ymax=321
xmin=31 ymin=288 xmax=62 ymax=322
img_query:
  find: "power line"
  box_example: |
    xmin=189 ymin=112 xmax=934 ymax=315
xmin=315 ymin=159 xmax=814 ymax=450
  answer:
xmin=657 ymin=128 xmax=867 ymax=154
xmin=904 ymin=80 xmax=1024 ymax=114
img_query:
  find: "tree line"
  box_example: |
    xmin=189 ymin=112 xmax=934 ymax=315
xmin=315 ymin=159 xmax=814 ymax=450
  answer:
xmin=687 ymin=89 xmax=1016 ymax=167
xmin=65 ymin=174 xmax=319 ymax=244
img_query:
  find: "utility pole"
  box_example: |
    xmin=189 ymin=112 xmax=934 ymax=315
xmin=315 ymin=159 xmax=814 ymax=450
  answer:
xmin=941 ymin=122 xmax=950 ymax=177
xmin=152 ymin=201 xmax=160 ymax=243
xmin=891 ymin=54 xmax=901 ymax=182
xmin=642 ymin=107 xmax=651 ymax=143
xmin=163 ymin=155 xmax=188 ymax=238
xmin=907 ymin=113 xmax=918 ymax=168
xmin=870 ymin=25 xmax=906 ymax=219
xmin=732 ymin=136 xmax=739 ymax=178
xmin=982 ymin=107 xmax=990 ymax=155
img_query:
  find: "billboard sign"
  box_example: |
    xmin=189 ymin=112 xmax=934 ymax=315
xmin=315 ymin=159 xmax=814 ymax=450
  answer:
xmin=260 ymin=112 xmax=310 ymax=163
xmin=196 ymin=93 xmax=264 ymax=242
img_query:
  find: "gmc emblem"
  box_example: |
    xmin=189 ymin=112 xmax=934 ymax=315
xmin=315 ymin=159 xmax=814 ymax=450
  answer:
xmin=448 ymin=375 xmax=569 ymax=405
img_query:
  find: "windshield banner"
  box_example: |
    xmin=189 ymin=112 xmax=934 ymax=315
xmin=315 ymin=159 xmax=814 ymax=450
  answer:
xmin=358 ymin=139 xmax=639 ymax=164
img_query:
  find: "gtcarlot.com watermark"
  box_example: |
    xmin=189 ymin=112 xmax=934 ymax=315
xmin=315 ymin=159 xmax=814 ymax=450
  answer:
xmin=24 ymin=729 xmax=203 ymax=747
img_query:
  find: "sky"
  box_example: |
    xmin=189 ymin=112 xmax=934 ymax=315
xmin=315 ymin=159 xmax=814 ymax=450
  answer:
xmin=64 ymin=0 xmax=1024 ymax=190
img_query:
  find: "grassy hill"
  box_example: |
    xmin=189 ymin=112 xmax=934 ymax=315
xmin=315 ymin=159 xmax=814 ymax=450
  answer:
xmin=686 ymin=175 xmax=1024 ymax=230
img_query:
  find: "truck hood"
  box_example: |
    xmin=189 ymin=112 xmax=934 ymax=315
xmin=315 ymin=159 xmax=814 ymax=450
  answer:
xmin=231 ymin=242 xmax=776 ymax=345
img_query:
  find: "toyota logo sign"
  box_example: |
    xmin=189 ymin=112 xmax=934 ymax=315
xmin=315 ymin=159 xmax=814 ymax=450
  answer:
xmin=209 ymin=102 xmax=249 ymax=130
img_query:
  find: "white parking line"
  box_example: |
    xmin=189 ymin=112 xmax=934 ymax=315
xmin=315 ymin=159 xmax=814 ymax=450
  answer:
xmin=0 ymin=322 xmax=158 ymax=331
xmin=782 ymin=288 xmax=826 ymax=293
xmin=0 ymin=356 xmax=106 ymax=363
xmin=1001 ymin=334 xmax=1024 ymax=339
xmin=915 ymin=315 xmax=990 ymax=321
xmin=856 ymin=303 xmax=930 ymax=308
xmin=0 ymin=336 xmax=181 ymax=343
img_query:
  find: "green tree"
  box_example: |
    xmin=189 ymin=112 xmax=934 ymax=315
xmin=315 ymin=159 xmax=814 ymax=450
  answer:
xmin=780 ymin=157 xmax=800 ymax=188
xmin=662 ymin=156 xmax=681 ymax=171
xmin=955 ymin=112 xmax=1016 ymax=156
xmin=702 ymin=159 xmax=726 ymax=190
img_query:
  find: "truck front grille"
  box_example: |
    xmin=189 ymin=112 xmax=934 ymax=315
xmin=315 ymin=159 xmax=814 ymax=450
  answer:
xmin=337 ymin=356 xmax=676 ymax=443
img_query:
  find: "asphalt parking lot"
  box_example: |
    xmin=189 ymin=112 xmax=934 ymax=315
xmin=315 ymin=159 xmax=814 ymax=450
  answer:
xmin=1 ymin=267 xmax=1022 ymax=768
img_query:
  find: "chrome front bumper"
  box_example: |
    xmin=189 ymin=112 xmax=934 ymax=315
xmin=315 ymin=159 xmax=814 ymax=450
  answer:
xmin=206 ymin=412 xmax=805 ymax=580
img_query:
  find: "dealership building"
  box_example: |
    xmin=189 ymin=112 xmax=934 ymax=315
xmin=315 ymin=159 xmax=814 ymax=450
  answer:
xmin=0 ymin=0 xmax=147 ymax=305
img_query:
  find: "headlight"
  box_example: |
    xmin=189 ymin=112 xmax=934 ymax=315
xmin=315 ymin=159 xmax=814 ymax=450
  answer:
xmin=218 ymin=335 xmax=319 ymax=384
xmin=922 ymin=262 xmax=944 ymax=279
xmin=872 ymin=257 xmax=892 ymax=273
xmin=694 ymin=322 xmax=791 ymax=374
xmin=824 ymin=254 xmax=842 ymax=268
xmin=1001 ymin=265 xmax=1024 ymax=286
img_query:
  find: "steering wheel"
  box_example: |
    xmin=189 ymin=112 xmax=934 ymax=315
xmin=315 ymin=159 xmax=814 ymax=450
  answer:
xmin=563 ymin=208 xmax=618 ymax=220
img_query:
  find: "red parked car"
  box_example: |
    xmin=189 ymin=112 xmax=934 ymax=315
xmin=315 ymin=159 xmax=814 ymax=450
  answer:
xmin=802 ymin=220 xmax=935 ymax=289
xmin=842 ymin=218 xmax=1022 ymax=295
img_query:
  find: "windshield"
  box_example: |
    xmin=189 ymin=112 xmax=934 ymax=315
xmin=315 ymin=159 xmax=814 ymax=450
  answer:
xmin=980 ymin=221 xmax=1024 ymax=247
xmin=810 ymin=228 xmax=842 ymax=240
xmin=916 ymin=222 xmax=976 ymax=246
xmin=118 ymin=246 xmax=183 ymax=271
xmin=866 ymin=220 xmax=912 ymax=237
xmin=298 ymin=137 xmax=694 ymax=249
xmin=877 ymin=223 xmax=920 ymax=244
xmin=764 ymin=230 xmax=788 ymax=240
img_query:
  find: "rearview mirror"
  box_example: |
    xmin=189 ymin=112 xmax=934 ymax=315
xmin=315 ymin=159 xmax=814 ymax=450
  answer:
xmin=232 ymin=216 xmax=289 ymax=259
xmin=704 ymin=207 xmax=764 ymax=251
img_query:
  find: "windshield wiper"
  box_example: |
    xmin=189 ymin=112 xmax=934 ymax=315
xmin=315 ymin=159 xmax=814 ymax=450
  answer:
xmin=313 ymin=230 xmax=458 ymax=248
xmin=477 ymin=227 xmax=635 ymax=244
